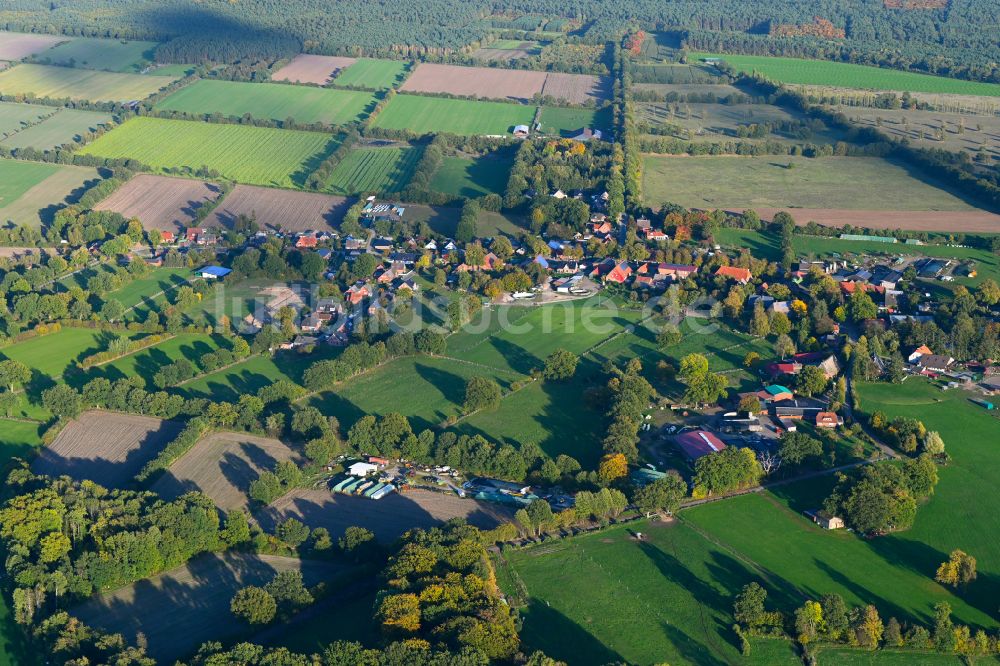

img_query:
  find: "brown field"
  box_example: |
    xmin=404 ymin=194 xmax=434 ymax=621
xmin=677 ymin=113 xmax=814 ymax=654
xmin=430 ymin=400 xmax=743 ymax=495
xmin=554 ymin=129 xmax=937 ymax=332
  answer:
xmin=94 ymin=174 xmax=223 ymax=232
xmin=258 ymin=487 xmax=512 ymax=541
xmin=33 ymin=410 xmax=184 ymax=487
xmin=747 ymin=207 xmax=1000 ymax=233
xmin=73 ymin=551 xmax=342 ymax=663
xmin=541 ymin=72 xmax=610 ymax=104
xmin=0 ymin=32 xmax=65 ymax=60
xmin=151 ymin=431 xmax=304 ymax=510
xmin=272 ymin=54 xmax=357 ymax=85
xmin=205 ymin=184 xmax=350 ymax=232
xmin=401 ymin=63 xmax=547 ymax=102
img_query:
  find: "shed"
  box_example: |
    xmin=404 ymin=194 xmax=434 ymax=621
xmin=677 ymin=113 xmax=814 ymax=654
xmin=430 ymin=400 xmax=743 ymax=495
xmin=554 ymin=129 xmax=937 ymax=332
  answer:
xmin=199 ymin=266 xmax=232 ymax=279
xmin=806 ymin=510 xmax=844 ymax=530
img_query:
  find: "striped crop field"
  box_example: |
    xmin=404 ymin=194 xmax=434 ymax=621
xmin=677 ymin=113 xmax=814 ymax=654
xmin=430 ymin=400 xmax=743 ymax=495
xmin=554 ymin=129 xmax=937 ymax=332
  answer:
xmin=78 ymin=117 xmax=338 ymax=188
xmin=326 ymin=146 xmax=421 ymax=195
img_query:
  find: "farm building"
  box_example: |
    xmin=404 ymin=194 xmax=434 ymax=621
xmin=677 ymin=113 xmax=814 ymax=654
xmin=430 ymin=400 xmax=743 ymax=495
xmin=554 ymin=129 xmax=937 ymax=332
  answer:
xmin=674 ymin=430 xmax=727 ymax=460
xmin=715 ymin=266 xmax=752 ymax=284
xmin=571 ymin=128 xmax=602 ymax=141
xmin=917 ymin=354 xmax=955 ymax=372
xmin=805 ymin=510 xmax=845 ymax=530
xmin=348 ymin=461 xmax=378 ymax=476
xmin=760 ymin=385 xmax=793 ymax=402
xmin=815 ymin=412 xmax=840 ymax=428
xmin=908 ymin=344 xmax=933 ymax=363
xmin=199 ymin=266 xmax=232 ymax=279
xmin=513 ymin=124 xmax=530 ymax=138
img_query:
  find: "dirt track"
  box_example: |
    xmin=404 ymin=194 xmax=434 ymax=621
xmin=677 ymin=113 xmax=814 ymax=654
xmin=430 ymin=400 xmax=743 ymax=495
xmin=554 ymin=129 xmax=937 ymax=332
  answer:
xmin=257 ymin=487 xmax=512 ymax=541
xmin=746 ymin=207 xmax=1000 ymax=233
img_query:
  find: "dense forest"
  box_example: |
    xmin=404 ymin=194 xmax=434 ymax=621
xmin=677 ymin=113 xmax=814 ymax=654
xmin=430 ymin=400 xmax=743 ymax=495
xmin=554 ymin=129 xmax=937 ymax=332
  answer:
xmin=0 ymin=0 xmax=998 ymax=81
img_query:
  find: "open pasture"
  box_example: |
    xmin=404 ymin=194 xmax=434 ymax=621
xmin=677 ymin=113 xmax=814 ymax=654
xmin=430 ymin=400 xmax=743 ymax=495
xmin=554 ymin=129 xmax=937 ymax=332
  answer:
xmin=0 ymin=63 xmax=177 ymax=101
xmin=634 ymin=81 xmax=746 ymax=99
xmin=176 ymin=349 xmax=323 ymax=402
xmin=0 ymin=101 xmax=54 ymax=138
xmin=538 ymin=105 xmax=612 ymax=136
xmin=748 ymin=208 xmax=1000 ymax=234
xmin=34 ymin=37 xmax=156 ymax=72
xmin=151 ymin=431 xmax=304 ymax=510
xmin=114 ymin=266 xmax=191 ymax=317
xmin=0 ymin=419 xmax=42 ymax=470
xmin=401 ymin=63 xmax=547 ymax=101
xmin=693 ymin=52 xmax=1000 ymax=97
xmin=430 ymin=153 xmax=512 ymax=198
xmin=32 ymin=411 xmax=183 ymax=487
xmin=0 ymin=159 xmax=99 ymax=227
xmin=82 ymin=332 xmax=223 ymax=389
xmin=78 ymin=117 xmax=338 ymax=188
xmin=332 ymin=57 xmax=408 ymax=89
xmin=1 ymin=108 xmax=112 ymax=150
xmin=326 ymin=145 xmax=420 ymax=195
xmin=832 ymin=105 xmax=1000 ymax=163
xmin=204 ymin=183 xmax=349 ymax=232
xmin=373 ymin=93 xmax=535 ymax=136
xmin=856 ymin=379 xmax=1000 ymax=623
xmin=541 ymin=72 xmax=609 ymax=104
xmin=641 ymin=155 xmax=980 ymax=211
xmin=472 ymin=40 xmax=544 ymax=62
xmin=637 ymin=101 xmax=843 ymax=145
xmin=73 ymin=552 xmax=342 ymax=663
xmin=272 ymin=54 xmax=357 ymax=85
xmin=154 ymin=79 xmax=376 ymax=126
xmin=0 ymin=327 xmax=135 ymax=381
xmin=309 ymin=354 xmax=524 ymax=432
xmin=258 ymin=487 xmax=512 ymax=542
xmin=0 ymin=31 xmax=65 ymax=60
xmin=94 ymin=174 xmax=223 ymax=232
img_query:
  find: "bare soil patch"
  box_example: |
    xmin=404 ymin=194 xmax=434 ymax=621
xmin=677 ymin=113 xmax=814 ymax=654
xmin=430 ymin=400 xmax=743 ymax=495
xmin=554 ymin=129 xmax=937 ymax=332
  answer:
xmin=151 ymin=431 xmax=304 ymax=510
xmin=33 ymin=410 xmax=184 ymax=487
xmin=748 ymin=207 xmax=1000 ymax=233
xmin=272 ymin=54 xmax=357 ymax=85
xmin=401 ymin=63 xmax=547 ymax=102
xmin=541 ymin=72 xmax=610 ymax=104
xmin=0 ymin=32 xmax=65 ymax=60
xmin=205 ymin=184 xmax=349 ymax=232
xmin=258 ymin=487 xmax=512 ymax=541
xmin=73 ymin=551 xmax=341 ymax=663
xmin=94 ymin=174 xmax=223 ymax=232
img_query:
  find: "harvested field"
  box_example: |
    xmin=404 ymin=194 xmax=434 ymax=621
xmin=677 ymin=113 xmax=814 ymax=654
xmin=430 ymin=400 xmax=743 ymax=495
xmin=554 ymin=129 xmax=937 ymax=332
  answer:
xmin=401 ymin=63 xmax=546 ymax=102
xmin=541 ymin=72 xmax=610 ymax=104
xmin=1 ymin=108 xmax=113 ymax=150
xmin=32 ymin=411 xmax=183 ymax=487
xmin=0 ymin=100 xmax=55 ymax=138
xmin=73 ymin=552 xmax=342 ymax=663
xmin=0 ymin=63 xmax=178 ymax=102
xmin=272 ymin=54 xmax=357 ymax=85
xmin=258 ymin=487 xmax=512 ymax=541
xmin=204 ymin=184 xmax=349 ymax=232
xmin=0 ymin=158 xmax=99 ymax=228
xmin=94 ymin=174 xmax=223 ymax=232
xmin=745 ymin=207 xmax=1000 ymax=233
xmin=151 ymin=432 xmax=304 ymax=510
xmin=0 ymin=32 xmax=65 ymax=60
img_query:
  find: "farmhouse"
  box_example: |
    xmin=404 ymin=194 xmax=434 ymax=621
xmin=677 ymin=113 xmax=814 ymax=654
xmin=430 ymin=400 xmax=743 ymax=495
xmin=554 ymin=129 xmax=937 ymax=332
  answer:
xmin=675 ymin=430 xmax=727 ymax=460
xmin=815 ymin=411 xmax=840 ymax=428
xmin=199 ymin=266 xmax=232 ymax=279
xmin=908 ymin=344 xmax=933 ymax=364
xmin=917 ymin=354 xmax=955 ymax=373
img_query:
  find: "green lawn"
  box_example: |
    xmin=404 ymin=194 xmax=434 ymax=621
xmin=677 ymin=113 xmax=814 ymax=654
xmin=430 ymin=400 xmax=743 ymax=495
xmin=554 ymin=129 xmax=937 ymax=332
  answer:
xmin=308 ymin=354 xmax=523 ymax=432
xmin=641 ymin=155 xmax=977 ymax=211
xmin=78 ymin=333 xmax=224 ymax=390
xmin=114 ymin=267 xmax=191 ymax=317
xmin=0 ymin=158 xmax=59 ymax=206
xmin=0 ymin=419 xmax=42 ymax=470
xmin=0 ymin=63 xmax=177 ymax=102
xmin=35 ymin=37 xmax=156 ymax=72
xmin=325 ymin=146 xmax=421 ymax=195
xmin=693 ymin=52 xmax=1000 ymax=97
xmin=0 ymin=108 xmax=113 ymax=150
xmin=78 ymin=117 xmax=338 ymax=188
xmin=333 ymin=58 xmax=408 ymax=89
xmin=373 ymin=94 xmax=536 ymax=136
xmin=430 ymin=154 xmax=512 ymax=198
xmin=501 ymin=521 xmax=773 ymax=665
xmin=538 ymin=105 xmax=612 ymax=136
xmin=154 ymin=79 xmax=377 ymax=126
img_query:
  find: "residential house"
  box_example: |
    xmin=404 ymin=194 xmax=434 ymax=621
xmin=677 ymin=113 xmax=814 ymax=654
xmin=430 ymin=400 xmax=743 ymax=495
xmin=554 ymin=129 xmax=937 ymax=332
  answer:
xmin=295 ymin=233 xmax=318 ymax=249
xmin=907 ymin=345 xmax=933 ymax=364
xmin=159 ymin=231 xmax=176 ymax=244
xmin=815 ymin=412 xmax=840 ymax=429
xmin=345 ymin=283 xmax=370 ymax=305
xmin=605 ymin=261 xmax=632 ymax=285
xmin=715 ymin=266 xmax=752 ymax=284
xmin=917 ymin=354 xmax=955 ymax=373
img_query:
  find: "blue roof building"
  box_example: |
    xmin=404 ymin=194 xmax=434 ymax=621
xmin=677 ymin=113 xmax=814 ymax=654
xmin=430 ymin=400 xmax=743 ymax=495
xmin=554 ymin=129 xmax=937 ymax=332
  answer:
xmin=199 ymin=266 xmax=232 ymax=279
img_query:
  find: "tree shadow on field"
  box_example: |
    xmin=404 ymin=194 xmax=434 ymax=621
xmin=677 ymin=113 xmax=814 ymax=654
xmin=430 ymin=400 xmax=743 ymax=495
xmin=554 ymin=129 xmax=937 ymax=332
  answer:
xmin=290 ymin=135 xmax=342 ymax=189
xmin=412 ymin=361 xmax=476 ymax=427
xmin=517 ymin=600 xmax=624 ymax=666
xmin=487 ymin=335 xmax=538 ymax=376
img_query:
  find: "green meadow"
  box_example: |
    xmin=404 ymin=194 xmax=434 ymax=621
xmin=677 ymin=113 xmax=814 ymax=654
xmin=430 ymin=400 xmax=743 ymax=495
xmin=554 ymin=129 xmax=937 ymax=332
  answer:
xmin=326 ymin=146 xmax=421 ymax=195
xmin=0 ymin=63 xmax=176 ymax=102
xmin=430 ymin=154 xmax=512 ymax=198
xmin=373 ymin=94 xmax=535 ymax=136
xmin=333 ymin=58 xmax=408 ymax=89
